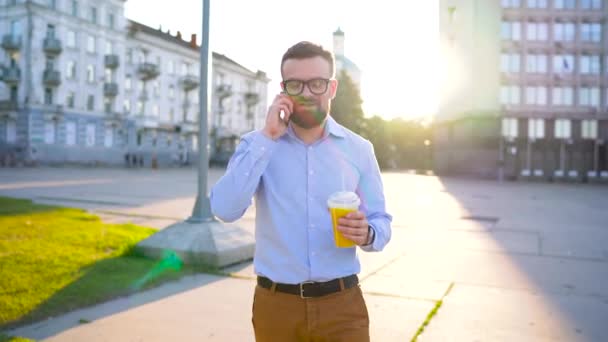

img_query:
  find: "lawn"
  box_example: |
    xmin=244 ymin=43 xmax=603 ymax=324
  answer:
xmin=0 ymin=197 xmax=211 ymax=330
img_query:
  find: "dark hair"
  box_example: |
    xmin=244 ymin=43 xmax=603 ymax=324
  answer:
xmin=280 ymin=41 xmax=335 ymax=78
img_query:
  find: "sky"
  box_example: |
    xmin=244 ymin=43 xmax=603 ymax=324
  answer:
xmin=124 ymin=0 xmax=439 ymax=120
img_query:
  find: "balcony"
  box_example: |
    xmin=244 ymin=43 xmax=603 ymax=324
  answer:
xmin=0 ymin=100 xmax=19 ymax=112
xmin=2 ymin=65 xmax=21 ymax=84
xmin=104 ymin=82 xmax=118 ymax=97
xmin=137 ymin=62 xmax=159 ymax=81
xmin=216 ymin=84 xmax=233 ymax=100
xmin=43 ymin=69 xmax=61 ymax=87
xmin=245 ymin=92 xmax=260 ymax=106
xmin=179 ymin=75 xmax=199 ymax=91
xmin=104 ymin=54 xmax=120 ymax=69
xmin=1 ymin=35 xmax=21 ymax=52
xmin=43 ymin=37 xmax=63 ymax=56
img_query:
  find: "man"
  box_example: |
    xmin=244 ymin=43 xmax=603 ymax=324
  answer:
xmin=210 ymin=41 xmax=391 ymax=342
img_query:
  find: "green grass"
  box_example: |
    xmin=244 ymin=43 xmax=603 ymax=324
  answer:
xmin=0 ymin=333 xmax=35 ymax=342
xmin=0 ymin=197 xmax=215 ymax=330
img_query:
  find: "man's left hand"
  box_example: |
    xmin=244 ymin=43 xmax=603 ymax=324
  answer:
xmin=337 ymin=211 xmax=370 ymax=246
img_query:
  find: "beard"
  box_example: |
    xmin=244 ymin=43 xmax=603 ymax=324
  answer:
xmin=289 ymin=95 xmax=329 ymax=129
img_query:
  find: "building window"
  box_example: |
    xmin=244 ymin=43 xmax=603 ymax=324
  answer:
xmin=580 ymin=55 xmax=601 ymax=74
xmin=125 ymin=76 xmax=132 ymax=91
xmin=85 ymin=123 xmax=95 ymax=147
xmin=86 ymin=64 xmax=95 ymax=83
xmin=44 ymin=88 xmax=53 ymax=105
xmin=71 ymin=0 xmax=78 ymax=16
xmin=107 ymin=13 xmax=115 ymax=29
xmin=581 ymin=23 xmax=602 ymax=42
xmin=66 ymin=91 xmax=75 ymax=108
xmin=500 ymin=85 xmax=521 ymax=105
xmin=192 ymin=135 xmax=198 ymax=151
xmin=104 ymin=97 xmax=113 ymax=113
xmin=104 ymin=127 xmax=113 ymax=147
xmin=525 ymin=86 xmax=547 ymax=105
xmin=554 ymin=0 xmax=576 ymax=9
xmin=527 ymin=0 xmax=548 ymax=8
xmin=48 ymin=0 xmax=56 ymax=10
xmin=502 ymin=118 xmax=519 ymax=138
xmin=153 ymin=80 xmax=160 ymax=96
xmin=526 ymin=54 xmax=548 ymax=73
xmin=553 ymin=55 xmax=574 ymax=74
xmin=126 ymin=48 xmax=133 ymax=64
xmin=168 ymin=60 xmax=175 ymax=75
xmin=137 ymin=101 xmax=144 ymax=115
xmin=554 ymin=23 xmax=575 ymax=41
xmin=528 ymin=118 xmax=545 ymax=139
xmin=169 ymin=108 xmax=175 ymax=122
xmin=501 ymin=0 xmax=521 ymax=7
xmin=44 ymin=121 xmax=56 ymax=144
xmin=181 ymin=62 xmax=188 ymax=76
xmin=90 ymin=6 xmax=97 ymax=24
xmin=105 ymin=41 xmax=113 ymax=55
xmin=6 ymin=120 xmax=17 ymax=143
xmin=554 ymin=119 xmax=571 ymax=139
xmin=87 ymin=95 xmax=95 ymax=111
xmin=169 ymin=85 xmax=175 ymax=99
xmin=105 ymin=68 xmax=112 ymax=83
xmin=501 ymin=21 xmax=522 ymax=41
xmin=65 ymin=121 xmax=76 ymax=146
xmin=579 ymin=87 xmax=600 ymax=106
xmin=66 ymin=60 xmax=76 ymax=79
xmin=528 ymin=22 xmax=548 ymax=41
xmin=552 ymin=87 xmax=574 ymax=106
xmin=500 ymin=53 xmax=521 ymax=73
xmin=137 ymin=81 xmax=144 ymax=92
xmin=152 ymin=104 xmax=159 ymax=117
xmin=87 ymin=35 xmax=96 ymax=53
xmin=582 ymin=120 xmax=598 ymax=139
xmin=123 ymin=99 xmax=131 ymax=113
xmin=67 ymin=30 xmax=76 ymax=48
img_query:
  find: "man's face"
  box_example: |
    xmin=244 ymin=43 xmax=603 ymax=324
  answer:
xmin=281 ymin=56 xmax=338 ymax=129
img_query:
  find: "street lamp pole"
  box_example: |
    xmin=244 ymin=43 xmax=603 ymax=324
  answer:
xmin=189 ymin=0 xmax=214 ymax=223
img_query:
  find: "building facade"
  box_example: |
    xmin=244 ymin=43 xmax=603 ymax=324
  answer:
xmin=332 ymin=28 xmax=361 ymax=89
xmin=436 ymin=0 xmax=608 ymax=182
xmin=0 ymin=0 xmax=269 ymax=167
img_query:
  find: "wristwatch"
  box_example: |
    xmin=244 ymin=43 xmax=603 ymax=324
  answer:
xmin=365 ymin=225 xmax=375 ymax=246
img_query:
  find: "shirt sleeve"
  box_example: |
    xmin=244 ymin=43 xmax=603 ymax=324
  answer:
xmin=210 ymin=130 xmax=277 ymax=222
xmin=358 ymin=140 xmax=392 ymax=252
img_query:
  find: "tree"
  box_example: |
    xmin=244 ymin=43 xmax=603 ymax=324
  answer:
xmin=331 ymin=70 xmax=365 ymax=133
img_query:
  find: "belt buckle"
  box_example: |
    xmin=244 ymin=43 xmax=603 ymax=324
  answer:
xmin=299 ymin=281 xmax=315 ymax=299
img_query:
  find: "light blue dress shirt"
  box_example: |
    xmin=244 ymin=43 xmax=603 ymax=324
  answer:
xmin=210 ymin=116 xmax=392 ymax=284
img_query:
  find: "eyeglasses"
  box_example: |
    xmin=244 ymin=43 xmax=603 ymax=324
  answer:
xmin=281 ymin=78 xmax=332 ymax=96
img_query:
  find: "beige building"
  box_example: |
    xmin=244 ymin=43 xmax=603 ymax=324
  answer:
xmin=436 ymin=0 xmax=608 ymax=182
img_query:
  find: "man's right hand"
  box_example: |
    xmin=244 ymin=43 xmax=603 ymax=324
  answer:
xmin=262 ymin=93 xmax=293 ymax=140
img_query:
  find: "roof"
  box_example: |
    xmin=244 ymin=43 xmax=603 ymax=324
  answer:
xmin=336 ymin=55 xmax=360 ymax=71
xmin=127 ymin=20 xmax=269 ymax=80
xmin=333 ymin=27 xmax=344 ymax=36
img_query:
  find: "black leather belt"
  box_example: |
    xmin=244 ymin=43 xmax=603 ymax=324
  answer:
xmin=257 ymin=275 xmax=359 ymax=299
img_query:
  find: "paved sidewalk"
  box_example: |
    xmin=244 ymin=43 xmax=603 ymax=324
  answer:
xmin=2 ymin=167 xmax=608 ymax=341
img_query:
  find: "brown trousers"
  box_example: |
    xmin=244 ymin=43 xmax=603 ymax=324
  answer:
xmin=252 ymin=284 xmax=370 ymax=342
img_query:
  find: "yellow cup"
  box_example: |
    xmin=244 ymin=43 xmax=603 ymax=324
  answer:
xmin=327 ymin=191 xmax=360 ymax=248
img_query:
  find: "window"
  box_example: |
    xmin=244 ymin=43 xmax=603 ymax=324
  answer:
xmin=152 ymin=104 xmax=159 ymax=117
xmin=6 ymin=121 xmax=17 ymax=143
xmin=501 ymin=0 xmax=521 ymax=7
xmin=526 ymin=54 xmax=548 ymax=73
xmin=153 ymin=80 xmax=160 ymax=96
xmin=528 ymin=118 xmax=545 ymax=139
xmin=44 ymin=88 xmax=53 ymax=105
xmin=553 ymin=55 xmax=574 ymax=74
xmin=65 ymin=121 xmax=76 ymax=146
xmin=169 ymin=108 xmax=175 ymax=122
xmin=581 ymin=23 xmax=602 ymax=42
xmin=105 ymin=41 xmax=113 ymax=55
xmin=125 ymin=76 xmax=132 ymax=91
xmin=501 ymin=53 xmax=521 ymax=72
xmin=554 ymin=23 xmax=575 ymax=41
xmin=46 ymin=24 xmax=56 ymax=39
xmin=86 ymin=64 xmax=95 ymax=83
xmin=527 ymin=0 xmax=548 ymax=7
xmin=502 ymin=118 xmax=519 ymax=138
xmin=90 ymin=6 xmax=97 ymax=24
xmin=137 ymin=101 xmax=144 ymax=115
xmin=44 ymin=121 xmax=55 ymax=144
xmin=554 ymin=119 xmax=571 ymax=139
xmin=67 ymin=30 xmax=76 ymax=48
xmin=85 ymin=123 xmax=95 ymax=147
xmin=500 ymin=85 xmax=521 ymax=105
xmin=501 ymin=21 xmax=522 ymax=41
xmin=105 ymin=68 xmax=112 ymax=83
xmin=580 ymin=55 xmax=601 ymax=74
xmin=71 ymin=0 xmax=78 ymax=17
xmin=66 ymin=60 xmax=76 ymax=79
xmin=48 ymin=0 xmax=56 ymax=9
xmin=554 ymin=0 xmax=576 ymax=9
xmin=126 ymin=48 xmax=133 ymax=64
xmin=104 ymin=97 xmax=113 ymax=112
xmin=137 ymin=81 xmax=143 ymax=92
xmin=87 ymin=35 xmax=96 ymax=53
xmin=579 ymin=87 xmax=600 ymax=106
xmin=169 ymin=85 xmax=175 ymax=99
xmin=192 ymin=135 xmax=198 ymax=151
xmin=104 ymin=127 xmax=113 ymax=147
xmin=525 ymin=86 xmax=547 ymax=105
xmin=123 ymin=99 xmax=131 ymax=113
xmin=552 ymin=87 xmax=574 ymax=106
xmin=66 ymin=91 xmax=75 ymax=108
xmin=526 ymin=22 xmax=548 ymax=41
xmin=168 ymin=60 xmax=175 ymax=75
xmin=181 ymin=62 xmax=188 ymax=76
xmin=582 ymin=120 xmax=598 ymax=139
xmin=107 ymin=13 xmax=115 ymax=29
xmin=87 ymin=94 xmax=95 ymax=111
